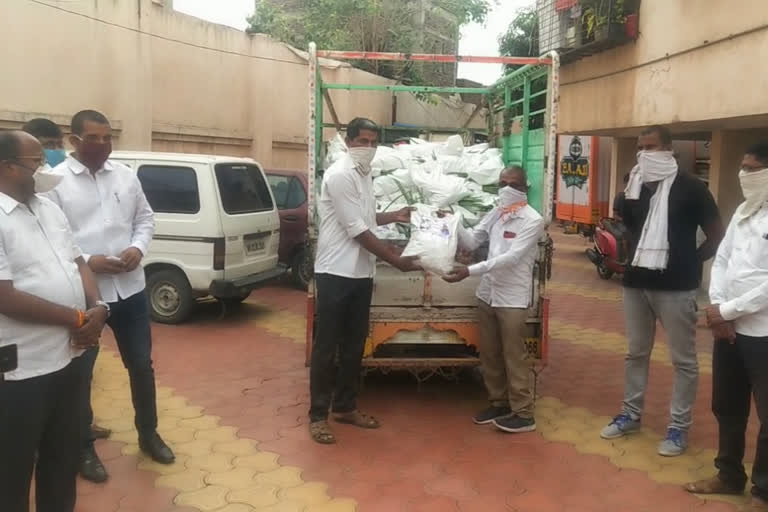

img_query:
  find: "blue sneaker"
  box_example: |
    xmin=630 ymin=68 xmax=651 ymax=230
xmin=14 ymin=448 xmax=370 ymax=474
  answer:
xmin=658 ymin=428 xmax=687 ymax=456
xmin=600 ymin=413 xmax=641 ymax=439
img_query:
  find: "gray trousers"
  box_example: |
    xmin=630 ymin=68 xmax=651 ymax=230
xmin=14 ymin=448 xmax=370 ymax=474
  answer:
xmin=621 ymin=287 xmax=699 ymax=431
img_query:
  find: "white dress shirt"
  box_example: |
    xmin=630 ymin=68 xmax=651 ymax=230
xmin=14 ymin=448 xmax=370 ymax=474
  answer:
xmin=458 ymin=205 xmax=545 ymax=308
xmin=710 ymin=202 xmax=768 ymax=337
xmin=314 ymin=155 xmax=377 ymax=279
xmin=46 ymin=157 xmax=155 ymax=303
xmin=0 ymin=193 xmax=86 ymax=380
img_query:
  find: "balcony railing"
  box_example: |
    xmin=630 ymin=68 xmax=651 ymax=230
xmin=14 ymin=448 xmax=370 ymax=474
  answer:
xmin=537 ymin=0 xmax=640 ymax=63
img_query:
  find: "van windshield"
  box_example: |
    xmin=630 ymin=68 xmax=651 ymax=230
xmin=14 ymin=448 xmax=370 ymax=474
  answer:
xmin=214 ymin=163 xmax=274 ymax=214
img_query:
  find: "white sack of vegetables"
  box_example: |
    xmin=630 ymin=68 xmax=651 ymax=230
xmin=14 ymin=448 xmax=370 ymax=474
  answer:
xmin=402 ymin=204 xmax=460 ymax=277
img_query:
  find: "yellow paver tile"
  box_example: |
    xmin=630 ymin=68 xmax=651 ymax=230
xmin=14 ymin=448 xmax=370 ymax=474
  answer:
xmin=186 ymin=453 xmax=235 ymax=473
xmin=213 ymin=505 xmax=256 ymax=512
xmin=156 ymin=468 xmax=208 ymax=492
xmin=104 ymin=416 xmax=136 ymax=433
xmin=215 ymin=439 xmax=259 ymax=456
xmin=156 ymin=386 xmax=175 ymax=398
xmin=305 ymin=498 xmax=358 ymax=512
xmin=546 ymin=426 xmax=588 ymax=444
xmin=175 ymin=485 xmax=230 ymax=511
xmin=158 ymin=416 xmax=182 ymax=431
xmin=138 ymin=455 xmax=190 ymax=475
xmin=162 ymin=426 xmax=198 ymax=444
xmin=121 ymin=444 xmax=140 ymax=456
xmin=227 ymin=484 xmax=280 ymax=508
xmin=205 ymin=467 xmax=258 ymax=489
xmin=258 ymin=501 xmax=307 ymax=512
xmin=180 ymin=415 xmax=221 ymax=430
xmin=254 ymin=467 xmax=304 ymax=488
xmin=157 ymin=395 xmax=188 ymax=410
xmin=165 ymin=405 xmax=205 ymax=419
xmin=196 ymin=426 xmax=240 ymax=443
xmin=233 ymin=452 xmax=281 ymax=472
xmin=110 ymin=430 xmax=139 ymax=444
xmin=279 ymin=482 xmax=331 ymax=506
xmin=174 ymin=439 xmax=215 ymax=457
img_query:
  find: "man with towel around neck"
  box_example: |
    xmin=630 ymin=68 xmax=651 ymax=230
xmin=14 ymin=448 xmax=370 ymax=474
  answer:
xmin=600 ymin=125 xmax=724 ymax=457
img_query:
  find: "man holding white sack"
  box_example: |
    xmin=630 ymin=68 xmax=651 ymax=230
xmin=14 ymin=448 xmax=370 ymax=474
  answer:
xmin=600 ymin=125 xmax=723 ymax=457
xmin=444 ymin=165 xmax=545 ymax=434
xmin=310 ymin=118 xmax=419 ymax=444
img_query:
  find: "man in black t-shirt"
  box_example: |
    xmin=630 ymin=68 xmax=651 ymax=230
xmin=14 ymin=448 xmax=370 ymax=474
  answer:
xmin=600 ymin=126 xmax=723 ymax=457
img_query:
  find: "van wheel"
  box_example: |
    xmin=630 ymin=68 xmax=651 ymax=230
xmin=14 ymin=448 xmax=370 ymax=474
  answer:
xmin=292 ymin=249 xmax=312 ymax=290
xmin=146 ymin=269 xmax=194 ymax=324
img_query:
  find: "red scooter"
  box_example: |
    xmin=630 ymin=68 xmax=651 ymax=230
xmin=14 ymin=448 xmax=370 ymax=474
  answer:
xmin=585 ymin=218 xmax=627 ymax=280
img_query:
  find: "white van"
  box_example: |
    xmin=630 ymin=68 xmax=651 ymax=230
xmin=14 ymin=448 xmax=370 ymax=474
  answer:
xmin=110 ymin=151 xmax=284 ymax=324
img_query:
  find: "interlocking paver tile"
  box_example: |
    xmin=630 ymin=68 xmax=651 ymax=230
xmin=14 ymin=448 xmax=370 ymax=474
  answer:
xmin=278 ymin=482 xmax=331 ymax=506
xmin=155 ymin=468 xmax=207 ymax=492
xmin=232 ymin=451 xmax=281 ymax=472
xmin=186 ymin=453 xmax=235 ymax=473
xmin=175 ymin=485 xmax=230 ymax=511
xmin=254 ymin=467 xmax=304 ymax=488
xmin=205 ymin=467 xmax=258 ymax=489
xmin=226 ymin=484 xmax=280 ymax=508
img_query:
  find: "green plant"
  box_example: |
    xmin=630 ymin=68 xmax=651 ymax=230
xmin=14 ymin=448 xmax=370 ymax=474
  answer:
xmin=580 ymin=0 xmax=627 ymax=40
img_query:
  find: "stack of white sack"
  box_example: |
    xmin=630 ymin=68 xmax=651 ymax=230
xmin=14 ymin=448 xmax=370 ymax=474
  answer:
xmin=323 ymin=133 xmax=504 ymax=241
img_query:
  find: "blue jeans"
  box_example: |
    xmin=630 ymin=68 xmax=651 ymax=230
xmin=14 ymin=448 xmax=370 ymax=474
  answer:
xmin=79 ymin=291 xmax=158 ymax=448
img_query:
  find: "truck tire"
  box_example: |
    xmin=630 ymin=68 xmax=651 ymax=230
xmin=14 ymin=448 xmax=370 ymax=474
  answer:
xmin=146 ymin=269 xmax=194 ymax=324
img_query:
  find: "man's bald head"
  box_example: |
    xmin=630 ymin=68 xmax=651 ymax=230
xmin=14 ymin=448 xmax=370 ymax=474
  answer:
xmin=499 ymin=165 xmax=528 ymax=192
xmin=0 ymin=130 xmax=44 ymax=201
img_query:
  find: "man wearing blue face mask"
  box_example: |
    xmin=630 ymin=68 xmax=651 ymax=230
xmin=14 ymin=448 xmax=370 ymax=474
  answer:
xmin=444 ymin=166 xmax=545 ymax=434
xmin=600 ymin=125 xmax=724 ymax=457
xmin=22 ymin=118 xmax=68 ymax=168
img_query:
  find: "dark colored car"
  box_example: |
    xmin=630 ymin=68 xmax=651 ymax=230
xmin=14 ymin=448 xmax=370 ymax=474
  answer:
xmin=265 ymin=169 xmax=310 ymax=289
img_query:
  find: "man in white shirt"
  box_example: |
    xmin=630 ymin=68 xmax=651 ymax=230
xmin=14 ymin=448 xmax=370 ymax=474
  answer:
xmin=310 ymin=118 xmax=419 ymax=444
xmin=685 ymin=142 xmax=768 ymax=511
xmin=46 ymin=110 xmax=174 ymax=482
xmin=444 ymin=166 xmax=545 ymax=434
xmin=0 ymin=130 xmax=108 ymax=512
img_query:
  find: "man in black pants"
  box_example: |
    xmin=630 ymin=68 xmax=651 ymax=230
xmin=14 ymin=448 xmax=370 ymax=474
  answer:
xmin=309 ymin=118 xmax=419 ymax=444
xmin=0 ymin=130 xmax=108 ymax=512
xmin=685 ymin=141 xmax=768 ymax=511
xmin=46 ymin=110 xmax=174 ymax=482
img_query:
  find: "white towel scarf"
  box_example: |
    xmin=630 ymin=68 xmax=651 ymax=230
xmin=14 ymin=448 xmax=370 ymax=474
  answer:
xmin=624 ymin=151 xmax=678 ymax=270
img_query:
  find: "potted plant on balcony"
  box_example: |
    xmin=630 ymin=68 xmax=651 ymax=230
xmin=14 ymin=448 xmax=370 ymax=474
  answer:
xmin=580 ymin=0 xmax=627 ymax=42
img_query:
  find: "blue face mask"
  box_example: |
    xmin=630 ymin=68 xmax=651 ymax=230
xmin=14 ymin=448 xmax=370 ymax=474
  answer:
xmin=43 ymin=149 xmax=67 ymax=167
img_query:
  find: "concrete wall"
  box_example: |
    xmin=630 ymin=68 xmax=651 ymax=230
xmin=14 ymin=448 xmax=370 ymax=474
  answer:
xmin=0 ymin=0 xmax=484 ymax=170
xmin=559 ymin=0 xmax=768 ymax=135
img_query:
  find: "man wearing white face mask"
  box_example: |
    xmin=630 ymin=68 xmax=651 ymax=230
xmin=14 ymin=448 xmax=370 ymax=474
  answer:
xmin=601 ymin=125 xmax=723 ymax=457
xmin=444 ymin=166 xmax=545 ymax=434
xmin=310 ymin=118 xmax=420 ymax=444
xmin=0 ymin=131 xmax=108 ymax=512
xmin=684 ymin=142 xmax=768 ymax=511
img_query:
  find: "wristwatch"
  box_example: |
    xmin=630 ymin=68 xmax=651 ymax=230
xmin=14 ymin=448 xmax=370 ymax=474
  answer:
xmin=94 ymin=300 xmax=111 ymax=318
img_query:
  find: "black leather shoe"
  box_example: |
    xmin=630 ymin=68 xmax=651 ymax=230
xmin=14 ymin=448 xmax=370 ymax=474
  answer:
xmin=139 ymin=431 xmax=175 ymax=464
xmin=80 ymin=446 xmax=108 ymax=483
xmin=92 ymin=424 xmax=112 ymax=440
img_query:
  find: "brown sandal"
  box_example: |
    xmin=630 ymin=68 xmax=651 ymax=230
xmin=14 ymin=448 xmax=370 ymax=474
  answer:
xmin=684 ymin=476 xmax=744 ymax=495
xmin=309 ymin=420 xmax=336 ymax=444
xmin=333 ymin=411 xmax=381 ymax=429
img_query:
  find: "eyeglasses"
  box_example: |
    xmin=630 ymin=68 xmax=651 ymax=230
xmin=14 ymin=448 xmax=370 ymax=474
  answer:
xmin=5 ymin=155 xmax=46 ymax=171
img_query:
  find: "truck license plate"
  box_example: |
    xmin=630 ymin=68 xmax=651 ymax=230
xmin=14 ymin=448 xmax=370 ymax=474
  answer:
xmin=245 ymin=239 xmax=266 ymax=254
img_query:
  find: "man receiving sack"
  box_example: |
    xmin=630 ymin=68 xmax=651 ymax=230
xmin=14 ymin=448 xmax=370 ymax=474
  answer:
xmin=444 ymin=165 xmax=545 ymax=433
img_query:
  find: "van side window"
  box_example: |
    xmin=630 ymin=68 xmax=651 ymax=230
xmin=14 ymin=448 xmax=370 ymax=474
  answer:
xmin=137 ymin=165 xmax=200 ymax=214
xmin=215 ymin=164 xmax=274 ymax=214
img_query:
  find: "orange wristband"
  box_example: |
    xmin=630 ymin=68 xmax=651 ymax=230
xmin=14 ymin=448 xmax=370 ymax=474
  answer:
xmin=75 ymin=310 xmax=87 ymax=328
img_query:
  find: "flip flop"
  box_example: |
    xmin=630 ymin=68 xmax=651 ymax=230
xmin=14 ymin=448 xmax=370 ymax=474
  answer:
xmin=309 ymin=420 xmax=336 ymax=444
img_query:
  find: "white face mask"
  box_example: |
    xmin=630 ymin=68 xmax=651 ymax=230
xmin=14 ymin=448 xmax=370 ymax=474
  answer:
xmin=348 ymin=146 xmax=376 ymax=176
xmin=498 ymin=186 xmax=528 ymax=208
xmin=739 ymin=168 xmax=768 ymax=201
xmin=33 ymin=164 xmax=64 ymax=194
